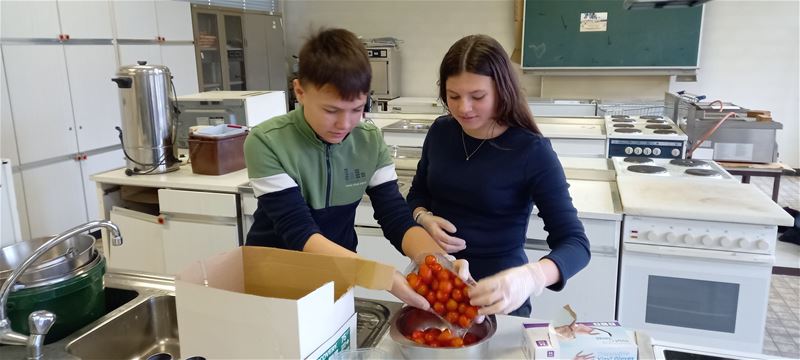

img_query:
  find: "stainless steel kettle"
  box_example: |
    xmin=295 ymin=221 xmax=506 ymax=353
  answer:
xmin=111 ymin=61 xmax=180 ymax=175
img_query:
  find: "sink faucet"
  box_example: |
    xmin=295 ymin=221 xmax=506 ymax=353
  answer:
xmin=0 ymin=220 xmax=123 ymax=356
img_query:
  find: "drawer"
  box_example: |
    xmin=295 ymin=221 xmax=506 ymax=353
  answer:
xmin=109 ymin=206 xmax=165 ymax=274
xmin=549 ymin=138 xmax=606 ymax=158
xmin=527 ymin=216 xmax=620 ymax=254
xmin=158 ymin=189 xmax=236 ymax=218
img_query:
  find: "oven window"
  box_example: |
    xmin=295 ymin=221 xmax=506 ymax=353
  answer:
xmin=645 ymin=276 xmax=739 ymax=333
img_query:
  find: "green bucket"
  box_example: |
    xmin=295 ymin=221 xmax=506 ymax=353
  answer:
xmin=6 ymin=255 xmax=106 ymax=344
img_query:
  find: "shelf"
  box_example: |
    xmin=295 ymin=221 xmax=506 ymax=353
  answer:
xmin=230 ymin=81 xmax=244 ymax=85
xmin=203 ymin=83 xmax=221 ymax=88
xmin=227 ymin=47 xmax=243 ymax=51
xmin=199 ymin=47 xmax=219 ymax=51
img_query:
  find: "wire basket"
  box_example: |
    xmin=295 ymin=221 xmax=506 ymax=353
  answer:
xmin=597 ymin=102 xmax=666 ymax=117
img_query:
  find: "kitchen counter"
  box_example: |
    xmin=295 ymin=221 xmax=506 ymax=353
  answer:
xmin=91 ymin=163 xmax=249 ymax=193
xmin=537 ymin=116 xmax=607 ymax=140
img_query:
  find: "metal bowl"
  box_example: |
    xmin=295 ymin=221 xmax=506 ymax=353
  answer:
xmin=388 ymin=306 xmax=496 ymax=359
xmin=1 ymin=234 xmax=97 ymax=287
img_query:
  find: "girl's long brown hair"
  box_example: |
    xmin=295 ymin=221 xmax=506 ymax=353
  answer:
xmin=438 ymin=35 xmax=540 ymax=134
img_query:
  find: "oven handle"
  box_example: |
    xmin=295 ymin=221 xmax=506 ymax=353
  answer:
xmin=525 ymin=238 xmax=617 ymax=257
xmin=624 ymin=243 xmax=775 ymax=264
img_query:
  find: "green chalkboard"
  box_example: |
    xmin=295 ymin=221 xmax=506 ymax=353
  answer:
xmin=522 ymin=0 xmax=703 ymax=69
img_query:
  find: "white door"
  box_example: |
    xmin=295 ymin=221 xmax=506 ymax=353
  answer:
xmin=21 ymin=159 xmax=87 ymax=237
xmin=109 ymin=206 xmax=165 ymax=274
xmin=162 ymin=220 xmax=239 ymax=274
xmin=161 ymin=44 xmax=199 ymax=96
xmin=2 ymin=44 xmax=78 ymax=164
xmin=155 ymin=0 xmax=194 ymax=41
xmin=0 ymin=1 xmax=60 ymax=39
xmin=0 ymin=51 xmax=20 ymax=166
xmin=57 ymin=0 xmax=113 ymax=39
xmin=80 ymin=148 xmax=124 ymax=221
xmin=118 ymin=44 xmax=162 ymax=67
xmin=64 ymin=45 xmax=121 ymax=151
xmin=1 ymin=161 xmax=22 ymax=247
xmin=112 ymin=0 xmax=158 ymax=40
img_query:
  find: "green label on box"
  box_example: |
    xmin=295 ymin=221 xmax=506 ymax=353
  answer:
xmin=316 ymin=328 xmax=351 ymax=360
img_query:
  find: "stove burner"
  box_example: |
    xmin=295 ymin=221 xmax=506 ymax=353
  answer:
xmin=624 ymin=157 xmax=653 ymax=164
xmin=640 ymin=115 xmax=663 ymax=120
xmin=645 ymin=124 xmax=673 ymax=130
xmin=653 ymin=130 xmax=678 ymax=135
xmin=670 ymin=159 xmax=708 ymax=167
xmin=611 ymin=118 xmax=635 ymax=123
xmin=613 ymin=123 xmax=635 ymax=128
xmin=646 ymin=119 xmax=667 ymax=124
xmin=610 ymin=115 xmax=630 ymax=119
xmin=627 ymin=165 xmax=667 ymax=174
xmin=685 ymin=168 xmax=720 ymax=177
xmin=615 ymin=128 xmax=641 ymax=133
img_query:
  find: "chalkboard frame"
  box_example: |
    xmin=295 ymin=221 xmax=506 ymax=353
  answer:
xmin=521 ymin=0 xmax=704 ymax=71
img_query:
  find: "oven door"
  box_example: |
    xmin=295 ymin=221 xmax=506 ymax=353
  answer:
xmin=618 ymin=243 xmax=773 ymax=353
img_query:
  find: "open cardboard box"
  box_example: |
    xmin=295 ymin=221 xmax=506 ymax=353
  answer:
xmin=175 ymin=246 xmax=395 ymax=359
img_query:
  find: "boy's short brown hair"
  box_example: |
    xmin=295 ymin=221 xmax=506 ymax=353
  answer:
xmin=298 ymin=28 xmax=371 ymax=101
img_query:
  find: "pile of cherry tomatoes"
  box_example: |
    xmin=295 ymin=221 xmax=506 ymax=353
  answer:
xmin=406 ymin=255 xmax=479 ymax=329
xmin=405 ymin=328 xmax=480 ymax=348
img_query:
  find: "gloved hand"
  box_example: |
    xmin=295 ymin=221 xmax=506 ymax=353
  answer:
xmin=417 ymin=214 xmax=467 ymax=253
xmin=388 ymin=270 xmax=430 ymax=310
xmin=469 ymin=262 xmax=547 ymax=316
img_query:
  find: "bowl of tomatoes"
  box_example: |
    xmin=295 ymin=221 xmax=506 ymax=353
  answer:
xmin=388 ymin=306 xmax=496 ymax=359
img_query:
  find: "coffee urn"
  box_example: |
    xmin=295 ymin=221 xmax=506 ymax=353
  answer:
xmin=111 ymin=61 xmax=180 ymax=175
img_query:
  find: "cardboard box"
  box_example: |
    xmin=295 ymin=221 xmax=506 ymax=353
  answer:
xmin=175 ymin=246 xmax=395 ymax=359
xmin=523 ymin=321 xmax=637 ymax=360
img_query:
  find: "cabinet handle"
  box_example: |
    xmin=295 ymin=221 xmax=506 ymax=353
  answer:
xmin=82 ymin=154 xmax=87 ymax=160
xmin=68 ymin=126 xmax=73 ymax=131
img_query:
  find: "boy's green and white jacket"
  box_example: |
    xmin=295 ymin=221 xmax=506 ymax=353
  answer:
xmin=243 ymin=106 xmax=416 ymax=252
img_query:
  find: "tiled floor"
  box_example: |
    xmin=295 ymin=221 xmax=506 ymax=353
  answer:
xmin=752 ymin=175 xmax=800 ymax=358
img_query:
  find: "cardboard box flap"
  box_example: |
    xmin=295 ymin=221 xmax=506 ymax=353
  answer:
xmin=176 ymin=247 xmax=245 ymax=292
xmin=241 ymin=246 xmax=394 ymax=297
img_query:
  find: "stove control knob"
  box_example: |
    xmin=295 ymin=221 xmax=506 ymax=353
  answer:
xmin=643 ymin=148 xmax=652 ymax=156
xmin=737 ymin=238 xmax=751 ymax=249
xmin=634 ymin=147 xmax=643 ymax=155
xmin=643 ymin=231 xmax=658 ymax=241
xmin=701 ymin=235 xmax=716 ymax=246
xmin=665 ymin=232 xmax=678 ymax=244
xmin=682 ymin=234 xmax=696 ymax=245
xmin=625 ymin=147 xmax=633 ymax=155
xmin=652 ymin=148 xmax=662 ymax=156
xmin=671 ymin=149 xmax=681 ymax=157
xmin=756 ymin=239 xmax=770 ymax=250
xmin=719 ymin=236 xmax=732 ymax=247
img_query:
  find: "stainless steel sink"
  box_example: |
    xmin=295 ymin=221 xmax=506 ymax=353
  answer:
xmin=382 ymin=119 xmax=433 ymax=133
xmin=66 ymin=295 xmax=179 ymax=360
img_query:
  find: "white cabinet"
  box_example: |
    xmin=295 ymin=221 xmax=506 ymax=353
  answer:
xmin=57 ymin=0 xmax=113 ymax=39
xmin=162 ymin=220 xmax=238 ymax=274
xmin=112 ymin=0 xmax=158 ymax=40
xmin=21 ymin=159 xmax=88 ymax=238
xmin=118 ymin=44 xmax=162 ymax=66
xmin=2 ymin=44 xmax=77 ymax=164
xmin=161 ymin=44 xmax=200 ymax=96
xmin=80 ymin=149 xmax=124 ymax=221
xmin=0 ymin=1 xmax=61 ymax=39
xmin=155 ymin=0 xmax=194 ymax=41
xmin=110 ymin=207 xmax=165 ymax=273
xmin=1 ymin=50 xmax=20 ymax=167
xmin=64 ymin=45 xmax=121 ymax=151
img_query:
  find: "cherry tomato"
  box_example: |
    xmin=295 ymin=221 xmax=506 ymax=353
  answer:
xmin=436 ymin=290 xmax=449 ymax=303
xmin=451 ymin=288 xmax=464 ymax=302
xmin=425 ymin=291 xmax=436 ymax=305
xmin=436 ymin=269 xmax=450 ymax=281
xmin=458 ymin=314 xmax=471 ymax=328
xmin=431 ymin=279 xmax=439 ymax=291
xmin=445 ymin=298 xmax=459 ymax=312
xmin=433 ymin=302 xmax=446 ymax=315
xmin=445 ymin=311 xmax=459 ymax=324
xmin=406 ymin=273 xmax=420 ymax=289
xmin=438 ymin=279 xmax=453 ymax=294
xmin=413 ymin=337 xmax=425 ymax=345
xmin=464 ymin=305 xmax=478 ymax=320
xmin=453 ymin=276 xmax=466 ymax=289
xmin=430 ymin=263 xmax=442 ymax=272
xmin=437 ymin=329 xmax=453 ymax=342
xmin=450 ymin=337 xmax=465 ymax=347
xmin=424 ymin=255 xmax=437 ymax=265
xmin=424 ymin=332 xmax=437 ymax=343
xmin=411 ymin=330 xmax=424 ymax=340
xmin=415 ymin=283 xmax=429 ymax=296
xmin=418 ymin=264 xmax=433 ymax=284
xmin=458 ymin=302 xmax=467 ymax=314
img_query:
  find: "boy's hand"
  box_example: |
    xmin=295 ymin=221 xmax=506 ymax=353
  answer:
xmin=389 ymin=271 xmax=429 ymax=310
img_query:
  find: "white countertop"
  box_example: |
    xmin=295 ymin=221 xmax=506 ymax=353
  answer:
xmin=617 ymin=176 xmax=793 ymax=226
xmin=91 ymin=164 xmax=249 ymax=193
xmin=559 ymin=157 xmax=616 ymax=181
xmin=563 ymin=179 xmax=622 ymax=221
xmin=539 ymin=123 xmax=606 ymax=140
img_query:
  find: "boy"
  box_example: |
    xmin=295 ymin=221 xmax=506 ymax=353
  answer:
xmin=244 ymin=28 xmax=462 ymax=308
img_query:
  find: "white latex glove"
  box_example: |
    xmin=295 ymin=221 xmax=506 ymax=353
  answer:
xmin=418 ymin=214 xmax=467 ymax=253
xmin=388 ymin=270 xmax=430 ymax=311
xmin=469 ymin=262 xmax=547 ymax=316
xmin=445 ymin=255 xmax=472 ymax=283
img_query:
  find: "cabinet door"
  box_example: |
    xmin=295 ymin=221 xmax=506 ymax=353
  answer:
xmin=64 ymin=45 xmax=121 ymax=151
xmin=193 ymin=11 xmax=224 ymax=91
xmin=57 ymin=0 xmax=113 ymax=39
xmin=161 ymin=44 xmax=199 ymax=96
xmin=118 ymin=44 xmax=162 ymax=67
xmin=265 ymin=15 xmax=287 ymax=91
xmin=112 ymin=0 xmax=158 ymax=40
xmin=0 ymin=50 xmax=20 ymax=166
xmin=80 ymin=149 xmax=124 ymax=221
xmin=155 ymin=0 xmax=193 ymax=41
xmin=21 ymin=159 xmax=87 ymax=237
xmin=162 ymin=220 xmax=239 ymax=274
xmin=0 ymin=1 xmax=60 ymax=39
xmin=243 ymin=13 xmax=269 ymax=90
xmin=2 ymin=44 xmax=78 ymax=164
xmin=110 ymin=207 xmax=165 ymax=274
xmin=12 ymin=171 xmax=31 ymax=241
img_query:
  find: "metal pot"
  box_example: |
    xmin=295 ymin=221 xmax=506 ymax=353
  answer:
xmin=389 ymin=307 xmax=497 ymax=359
xmin=0 ymin=234 xmax=96 ymax=289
